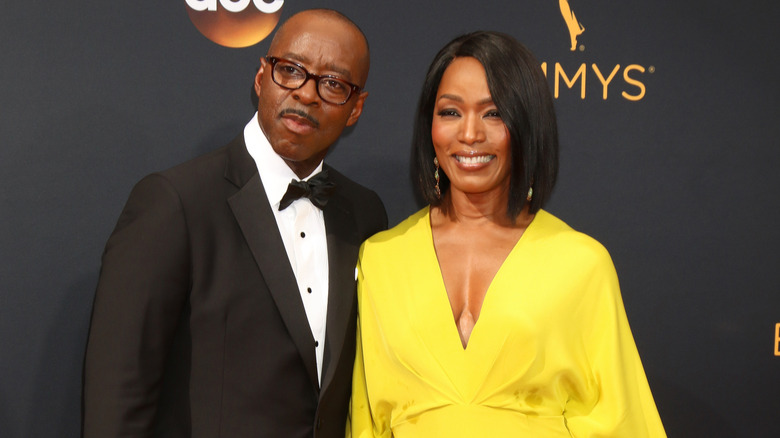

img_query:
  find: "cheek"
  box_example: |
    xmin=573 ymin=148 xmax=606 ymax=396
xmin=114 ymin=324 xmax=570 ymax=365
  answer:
xmin=431 ymin=120 xmax=451 ymax=152
xmin=490 ymin=126 xmax=511 ymax=158
xmin=497 ymin=137 xmax=513 ymax=178
xmin=258 ymin=86 xmax=281 ymax=118
xmin=318 ymin=109 xmax=351 ymax=137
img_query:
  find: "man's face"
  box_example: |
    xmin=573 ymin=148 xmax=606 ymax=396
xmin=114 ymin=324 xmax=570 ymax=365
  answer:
xmin=254 ymin=12 xmax=369 ymax=178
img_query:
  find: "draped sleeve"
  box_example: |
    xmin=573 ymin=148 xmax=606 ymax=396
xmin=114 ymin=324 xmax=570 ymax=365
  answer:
xmin=347 ymin=245 xmax=392 ymax=438
xmin=562 ymin=242 xmax=666 ymax=437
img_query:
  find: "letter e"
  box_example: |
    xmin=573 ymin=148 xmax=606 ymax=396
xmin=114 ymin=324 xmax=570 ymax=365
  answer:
xmin=775 ymin=323 xmax=779 ymax=356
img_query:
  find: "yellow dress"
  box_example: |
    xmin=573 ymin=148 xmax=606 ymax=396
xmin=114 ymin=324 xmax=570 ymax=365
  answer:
xmin=349 ymin=208 xmax=666 ymax=437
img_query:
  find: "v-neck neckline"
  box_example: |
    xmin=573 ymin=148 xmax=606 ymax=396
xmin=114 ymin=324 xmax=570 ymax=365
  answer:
xmin=424 ymin=207 xmax=536 ymax=352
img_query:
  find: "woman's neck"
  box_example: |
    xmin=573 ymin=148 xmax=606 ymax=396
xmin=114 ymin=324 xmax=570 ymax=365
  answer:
xmin=435 ymin=188 xmax=525 ymax=229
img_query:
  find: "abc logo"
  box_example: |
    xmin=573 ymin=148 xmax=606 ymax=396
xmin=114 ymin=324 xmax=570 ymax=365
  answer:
xmin=185 ymin=0 xmax=284 ymax=48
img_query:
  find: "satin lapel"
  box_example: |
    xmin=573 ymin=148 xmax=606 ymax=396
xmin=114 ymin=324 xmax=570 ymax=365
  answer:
xmin=319 ymin=193 xmax=359 ymax=392
xmin=225 ymin=139 xmax=319 ymax=390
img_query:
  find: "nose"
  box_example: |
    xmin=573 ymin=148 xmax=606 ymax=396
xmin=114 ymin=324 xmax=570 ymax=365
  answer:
xmin=458 ymin=113 xmax=486 ymax=145
xmin=292 ymin=76 xmax=321 ymax=105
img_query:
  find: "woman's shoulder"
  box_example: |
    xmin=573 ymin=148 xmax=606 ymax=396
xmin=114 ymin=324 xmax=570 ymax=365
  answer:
xmin=530 ymin=210 xmax=613 ymax=265
xmin=360 ymin=207 xmax=430 ymax=255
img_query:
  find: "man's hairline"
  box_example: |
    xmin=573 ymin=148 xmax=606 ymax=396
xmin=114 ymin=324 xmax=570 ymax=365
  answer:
xmin=267 ymin=9 xmax=370 ymax=84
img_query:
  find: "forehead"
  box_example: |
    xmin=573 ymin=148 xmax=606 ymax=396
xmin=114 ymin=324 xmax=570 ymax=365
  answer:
xmin=437 ymin=57 xmax=490 ymax=97
xmin=269 ymin=14 xmax=368 ymax=83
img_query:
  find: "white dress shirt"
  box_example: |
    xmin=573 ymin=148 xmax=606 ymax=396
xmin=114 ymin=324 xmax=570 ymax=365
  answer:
xmin=244 ymin=113 xmax=329 ymax=384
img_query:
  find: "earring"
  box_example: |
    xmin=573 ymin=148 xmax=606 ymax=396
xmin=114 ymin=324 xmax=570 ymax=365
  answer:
xmin=433 ymin=157 xmax=441 ymax=199
xmin=526 ymin=186 xmax=533 ymax=202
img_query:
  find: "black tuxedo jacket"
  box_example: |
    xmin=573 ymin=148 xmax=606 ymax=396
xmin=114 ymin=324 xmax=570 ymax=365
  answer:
xmin=83 ymin=135 xmax=387 ymax=438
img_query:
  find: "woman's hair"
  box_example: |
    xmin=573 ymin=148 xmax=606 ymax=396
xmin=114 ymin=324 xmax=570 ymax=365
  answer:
xmin=411 ymin=31 xmax=559 ymax=218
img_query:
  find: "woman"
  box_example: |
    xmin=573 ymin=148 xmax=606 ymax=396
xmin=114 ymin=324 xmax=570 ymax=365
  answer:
xmin=349 ymin=32 xmax=665 ymax=437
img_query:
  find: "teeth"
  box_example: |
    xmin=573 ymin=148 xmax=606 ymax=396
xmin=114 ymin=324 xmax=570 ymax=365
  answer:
xmin=456 ymin=155 xmax=494 ymax=164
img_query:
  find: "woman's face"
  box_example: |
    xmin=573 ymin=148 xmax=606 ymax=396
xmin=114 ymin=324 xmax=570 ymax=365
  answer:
xmin=431 ymin=56 xmax=512 ymax=199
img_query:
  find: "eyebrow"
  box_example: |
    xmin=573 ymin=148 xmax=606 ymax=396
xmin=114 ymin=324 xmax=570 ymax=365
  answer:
xmin=281 ymin=53 xmax=353 ymax=80
xmin=437 ymin=94 xmax=494 ymax=106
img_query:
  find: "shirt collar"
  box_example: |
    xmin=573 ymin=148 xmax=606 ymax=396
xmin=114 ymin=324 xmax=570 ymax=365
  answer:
xmin=243 ymin=112 xmax=324 ymax=209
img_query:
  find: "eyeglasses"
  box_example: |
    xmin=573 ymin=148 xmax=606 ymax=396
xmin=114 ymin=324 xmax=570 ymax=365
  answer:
xmin=265 ymin=56 xmax=363 ymax=105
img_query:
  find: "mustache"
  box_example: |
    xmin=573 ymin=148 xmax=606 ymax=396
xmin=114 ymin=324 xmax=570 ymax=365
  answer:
xmin=279 ymin=108 xmax=320 ymax=128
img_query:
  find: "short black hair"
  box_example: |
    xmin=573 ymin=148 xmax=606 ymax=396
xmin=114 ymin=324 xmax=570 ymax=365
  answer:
xmin=411 ymin=31 xmax=558 ymax=219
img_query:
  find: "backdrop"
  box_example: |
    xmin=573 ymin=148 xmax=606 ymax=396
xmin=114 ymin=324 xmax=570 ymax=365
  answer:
xmin=1 ymin=1 xmax=778 ymax=436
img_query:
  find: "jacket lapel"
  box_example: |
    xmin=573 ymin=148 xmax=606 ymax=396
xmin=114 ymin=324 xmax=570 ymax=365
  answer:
xmin=319 ymin=189 xmax=359 ymax=392
xmin=224 ymin=137 xmax=319 ymax=390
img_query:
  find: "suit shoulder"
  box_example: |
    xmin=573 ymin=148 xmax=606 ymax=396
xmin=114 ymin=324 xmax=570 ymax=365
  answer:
xmin=325 ymin=165 xmax=387 ymax=232
xmin=138 ymin=135 xmax=249 ymax=198
xmin=325 ymin=166 xmax=380 ymax=200
xmin=156 ymin=142 xmax=232 ymax=186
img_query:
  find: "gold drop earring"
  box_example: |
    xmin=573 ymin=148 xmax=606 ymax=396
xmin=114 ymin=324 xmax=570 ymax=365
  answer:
xmin=433 ymin=157 xmax=441 ymax=199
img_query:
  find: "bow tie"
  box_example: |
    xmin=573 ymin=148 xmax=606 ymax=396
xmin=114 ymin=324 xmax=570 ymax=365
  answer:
xmin=278 ymin=170 xmax=336 ymax=211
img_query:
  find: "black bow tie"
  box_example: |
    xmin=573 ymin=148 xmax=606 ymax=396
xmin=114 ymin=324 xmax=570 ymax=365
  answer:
xmin=278 ymin=170 xmax=336 ymax=211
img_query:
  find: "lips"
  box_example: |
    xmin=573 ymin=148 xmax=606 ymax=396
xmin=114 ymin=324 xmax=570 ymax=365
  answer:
xmin=279 ymin=108 xmax=320 ymax=134
xmin=455 ymin=154 xmax=494 ymax=164
xmin=450 ymin=153 xmax=496 ymax=170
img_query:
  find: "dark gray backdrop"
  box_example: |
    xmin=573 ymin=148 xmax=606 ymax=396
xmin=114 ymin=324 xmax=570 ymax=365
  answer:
xmin=1 ymin=1 xmax=778 ymax=437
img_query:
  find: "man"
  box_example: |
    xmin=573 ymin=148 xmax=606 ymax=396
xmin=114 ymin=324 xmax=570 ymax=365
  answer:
xmin=83 ymin=9 xmax=386 ymax=438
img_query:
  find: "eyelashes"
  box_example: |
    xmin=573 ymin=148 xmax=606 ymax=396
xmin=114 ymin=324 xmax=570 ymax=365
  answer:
xmin=435 ymin=108 xmax=502 ymax=119
xmin=437 ymin=109 xmax=460 ymax=117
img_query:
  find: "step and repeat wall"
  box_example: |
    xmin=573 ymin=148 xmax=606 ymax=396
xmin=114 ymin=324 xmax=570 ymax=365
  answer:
xmin=1 ymin=1 xmax=778 ymax=436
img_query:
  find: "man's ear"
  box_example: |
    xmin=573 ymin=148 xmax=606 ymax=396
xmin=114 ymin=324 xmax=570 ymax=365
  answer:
xmin=254 ymin=58 xmax=268 ymax=97
xmin=345 ymin=91 xmax=368 ymax=127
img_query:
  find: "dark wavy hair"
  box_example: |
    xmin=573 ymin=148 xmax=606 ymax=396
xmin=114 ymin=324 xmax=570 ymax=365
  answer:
xmin=411 ymin=31 xmax=559 ymax=219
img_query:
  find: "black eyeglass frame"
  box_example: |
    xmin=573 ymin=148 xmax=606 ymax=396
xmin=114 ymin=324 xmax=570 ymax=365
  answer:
xmin=265 ymin=56 xmax=363 ymax=105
